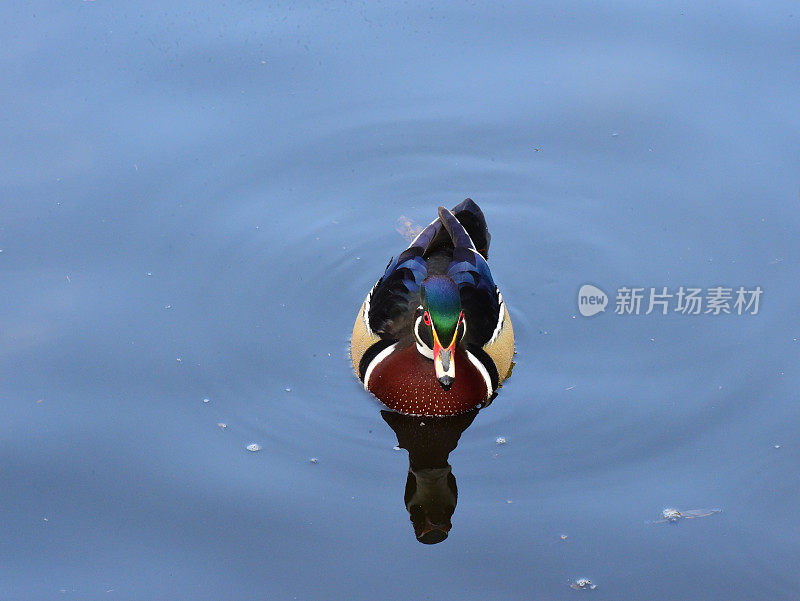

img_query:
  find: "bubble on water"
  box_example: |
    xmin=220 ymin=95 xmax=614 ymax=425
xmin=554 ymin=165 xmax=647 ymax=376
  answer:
xmin=392 ymin=445 xmax=402 ymax=451
xmin=217 ymin=422 xmax=227 ymax=429
xmin=203 ymin=398 xmax=210 ymax=404
xmin=284 ymin=387 xmax=291 ymax=392
xmin=309 ymin=457 xmax=319 ymax=464
xmin=146 ymin=272 xmax=152 ymax=277
xmin=570 ymin=578 xmax=596 ymax=590
xmin=164 ymin=304 xmax=172 ymax=309
xmin=495 ymin=436 xmax=507 ymax=445
xmin=246 ymin=443 xmax=261 ymax=452
xmin=662 ymin=507 xmax=681 ymax=522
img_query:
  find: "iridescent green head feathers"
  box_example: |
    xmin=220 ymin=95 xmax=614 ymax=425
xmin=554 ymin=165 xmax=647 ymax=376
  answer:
xmin=421 ymin=276 xmax=461 ymax=344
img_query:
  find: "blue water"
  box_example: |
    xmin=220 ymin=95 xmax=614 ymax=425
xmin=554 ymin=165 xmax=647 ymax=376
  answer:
xmin=2 ymin=2 xmax=799 ymax=599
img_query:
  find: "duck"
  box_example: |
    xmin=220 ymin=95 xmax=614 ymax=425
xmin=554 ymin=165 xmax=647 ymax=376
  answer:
xmin=350 ymin=199 xmax=514 ymax=416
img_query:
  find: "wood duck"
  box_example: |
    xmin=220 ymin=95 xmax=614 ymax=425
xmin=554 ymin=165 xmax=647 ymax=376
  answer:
xmin=350 ymin=199 xmax=514 ymax=416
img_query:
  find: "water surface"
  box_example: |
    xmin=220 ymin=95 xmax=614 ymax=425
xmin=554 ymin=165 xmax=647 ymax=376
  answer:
xmin=2 ymin=2 xmax=799 ymax=600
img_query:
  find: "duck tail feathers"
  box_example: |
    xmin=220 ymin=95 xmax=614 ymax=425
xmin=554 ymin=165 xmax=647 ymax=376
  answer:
xmin=437 ymin=206 xmax=477 ymax=252
xmin=451 ymin=198 xmax=490 ymax=259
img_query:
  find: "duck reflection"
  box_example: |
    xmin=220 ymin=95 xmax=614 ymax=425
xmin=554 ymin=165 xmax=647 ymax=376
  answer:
xmin=380 ymin=408 xmax=479 ymax=544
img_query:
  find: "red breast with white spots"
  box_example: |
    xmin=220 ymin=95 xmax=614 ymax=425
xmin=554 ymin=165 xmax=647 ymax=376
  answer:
xmin=367 ymin=345 xmax=488 ymax=416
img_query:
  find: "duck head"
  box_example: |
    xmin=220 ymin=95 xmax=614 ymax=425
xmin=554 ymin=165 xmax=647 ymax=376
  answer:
xmin=417 ymin=276 xmax=465 ymax=391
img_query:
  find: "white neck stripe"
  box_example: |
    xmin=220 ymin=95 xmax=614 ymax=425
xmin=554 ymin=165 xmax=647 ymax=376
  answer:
xmin=413 ymin=314 xmax=434 ymax=359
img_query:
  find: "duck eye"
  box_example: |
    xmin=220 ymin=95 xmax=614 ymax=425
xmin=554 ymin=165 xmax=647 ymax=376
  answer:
xmin=422 ymin=311 xmax=431 ymax=326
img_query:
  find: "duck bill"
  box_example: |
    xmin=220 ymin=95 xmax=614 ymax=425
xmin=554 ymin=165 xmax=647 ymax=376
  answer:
xmin=432 ymin=329 xmax=457 ymax=390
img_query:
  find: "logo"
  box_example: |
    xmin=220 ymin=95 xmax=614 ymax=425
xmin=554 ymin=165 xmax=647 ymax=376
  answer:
xmin=578 ymin=284 xmax=608 ymax=317
xmin=577 ymin=284 xmax=762 ymax=317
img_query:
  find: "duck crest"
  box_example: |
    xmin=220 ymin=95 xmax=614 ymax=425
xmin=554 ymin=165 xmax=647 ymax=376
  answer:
xmin=350 ymin=199 xmax=515 ymax=416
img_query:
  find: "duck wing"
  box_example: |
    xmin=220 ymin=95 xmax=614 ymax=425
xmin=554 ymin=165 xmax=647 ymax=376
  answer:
xmin=366 ymin=217 xmax=442 ymax=339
